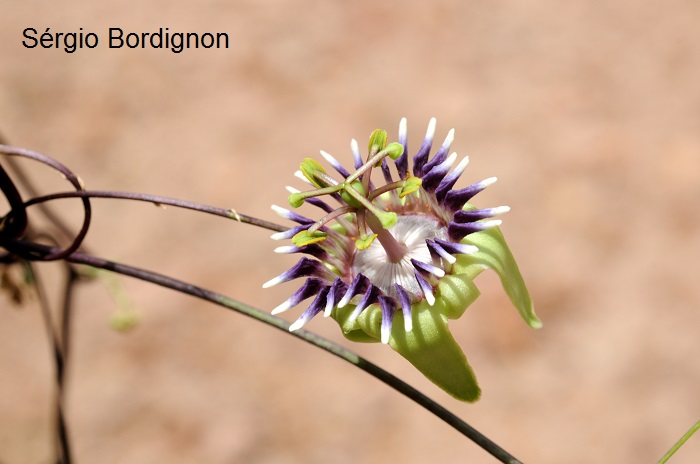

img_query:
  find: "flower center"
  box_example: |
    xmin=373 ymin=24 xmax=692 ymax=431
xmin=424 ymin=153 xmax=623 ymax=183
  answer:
xmin=352 ymin=215 xmax=446 ymax=298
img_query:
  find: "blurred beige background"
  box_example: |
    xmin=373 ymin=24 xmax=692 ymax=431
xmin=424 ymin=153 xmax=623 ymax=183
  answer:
xmin=1 ymin=1 xmax=699 ymax=463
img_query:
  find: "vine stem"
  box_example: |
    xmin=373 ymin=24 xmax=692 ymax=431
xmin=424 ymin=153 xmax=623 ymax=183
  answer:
xmin=9 ymin=239 xmax=524 ymax=464
xmin=21 ymin=189 xmax=287 ymax=233
xmin=26 ymin=261 xmax=72 ymax=464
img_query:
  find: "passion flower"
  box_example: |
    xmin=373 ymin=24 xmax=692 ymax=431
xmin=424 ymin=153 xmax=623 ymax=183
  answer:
xmin=265 ymin=118 xmax=541 ymax=401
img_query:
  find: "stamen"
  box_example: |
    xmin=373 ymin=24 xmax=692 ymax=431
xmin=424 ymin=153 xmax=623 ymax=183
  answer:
xmin=287 ymin=183 xmax=345 ymax=208
xmin=343 ymin=186 xmax=397 ymax=230
xmin=307 ymin=206 xmax=354 ymax=234
xmin=345 ymin=143 xmax=404 ymax=185
xmin=367 ymin=180 xmax=410 ymax=200
xmin=286 ymin=186 xmax=335 ymax=213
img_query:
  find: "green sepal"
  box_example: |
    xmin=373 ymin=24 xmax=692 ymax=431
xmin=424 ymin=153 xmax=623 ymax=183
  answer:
xmin=292 ymin=229 xmax=327 ymax=247
xmin=356 ymin=297 xmax=481 ymax=402
xmin=333 ymin=304 xmax=378 ymax=343
xmin=455 ymin=218 xmax=541 ymax=329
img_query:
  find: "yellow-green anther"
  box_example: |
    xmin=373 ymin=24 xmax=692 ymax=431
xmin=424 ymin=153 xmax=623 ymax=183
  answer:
xmin=399 ymin=176 xmax=423 ymax=198
xmin=288 ymin=192 xmax=305 ymax=208
xmin=300 ymin=158 xmax=330 ymax=188
xmin=355 ymin=233 xmax=378 ymax=250
xmin=292 ymin=229 xmax=328 ymax=247
xmin=368 ymin=129 xmax=388 ymax=155
xmin=384 ymin=142 xmax=404 ymax=160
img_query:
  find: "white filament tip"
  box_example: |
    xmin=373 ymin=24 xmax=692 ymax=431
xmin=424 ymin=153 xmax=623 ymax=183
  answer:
xmin=443 ymin=128 xmax=455 ymax=147
xmin=271 ymin=204 xmax=289 ymax=217
xmin=271 ymin=301 xmax=292 ymax=315
xmin=482 ymin=177 xmax=498 ymax=187
xmin=426 ymin=118 xmax=437 ymax=140
xmin=481 ymin=219 xmax=503 ymax=229
xmin=381 ymin=326 xmax=390 ymax=344
xmin=442 ymin=152 xmax=458 ymax=169
xmin=288 ymin=318 xmax=306 ymax=332
xmin=424 ymin=288 xmax=435 ymax=306
xmin=455 ymin=156 xmax=470 ymax=172
xmin=294 ymin=170 xmax=311 ymax=184
xmin=274 ymin=245 xmax=297 ymax=254
xmin=262 ymin=276 xmax=282 ymax=289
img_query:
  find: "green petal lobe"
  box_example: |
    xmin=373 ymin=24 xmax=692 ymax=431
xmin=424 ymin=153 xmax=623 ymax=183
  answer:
xmin=458 ymin=226 xmax=542 ymax=329
xmin=356 ymin=301 xmax=481 ymax=402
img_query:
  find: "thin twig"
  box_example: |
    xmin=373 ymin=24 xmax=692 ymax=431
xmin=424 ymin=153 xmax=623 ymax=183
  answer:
xmin=60 ymin=265 xmax=80 ymax=364
xmin=0 ymin=144 xmax=91 ymax=261
xmin=22 ymin=189 xmax=287 ymax=233
xmin=25 ymin=262 xmax=72 ymax=464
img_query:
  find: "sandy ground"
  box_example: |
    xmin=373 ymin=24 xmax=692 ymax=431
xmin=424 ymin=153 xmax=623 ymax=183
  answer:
xmin=1 ymin=1 xmax=699 ymax=463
